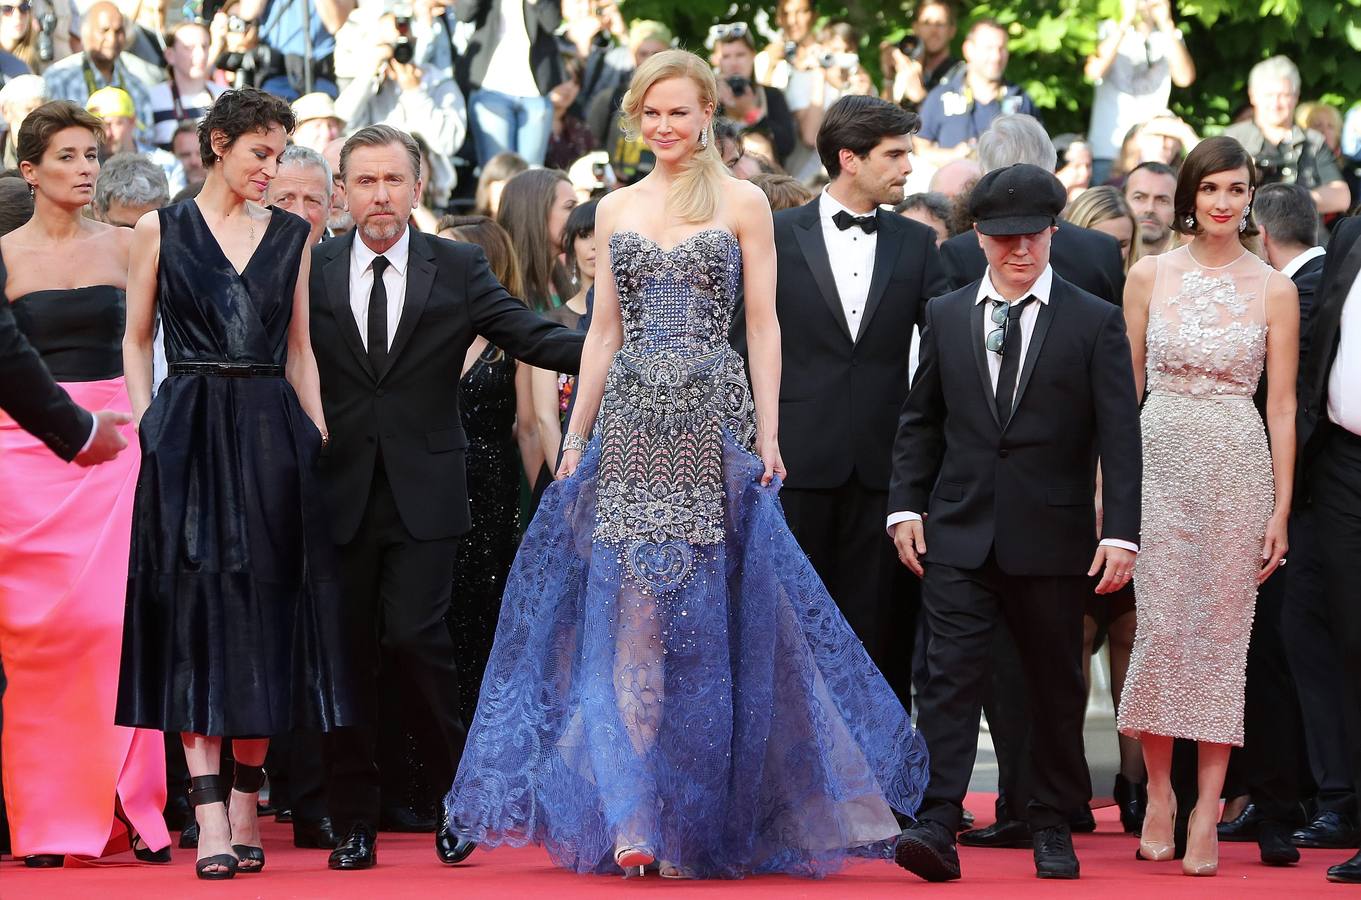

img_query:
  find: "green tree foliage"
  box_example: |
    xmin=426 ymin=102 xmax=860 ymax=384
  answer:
xmin=619 ymin=0 xmax=1361 ymax=136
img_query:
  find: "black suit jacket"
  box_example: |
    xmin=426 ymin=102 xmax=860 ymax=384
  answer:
xmin=453 ymin=0 xmax=563 ymax=97
xmin=939 ymin=220 xmax=1126 ymax=305
xmin=888 ymin=273 xmax=1142 ymax=575
xmin=0 ymin=294 xmax=91 ymax=461
xmin=310 ymin=227 xmax=583 ymax=544
xmin=1299 ymin=216 xmax=1361 ymax=494
xmin=1255 ymin=250 xmax=1324 ymax=415
xmin=734 ymin=199 xmax=948 ymax=491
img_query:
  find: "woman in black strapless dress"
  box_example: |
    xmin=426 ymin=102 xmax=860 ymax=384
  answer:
xmin=114 ymin=89 xmax=356 ymax=881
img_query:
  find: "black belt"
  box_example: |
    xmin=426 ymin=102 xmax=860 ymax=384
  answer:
xmin=169 ymin=362 xmax=285 ymax=378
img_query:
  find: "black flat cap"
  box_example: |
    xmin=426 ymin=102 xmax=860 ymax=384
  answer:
xmin=969 ymin=163 xmax=1067 ymax=236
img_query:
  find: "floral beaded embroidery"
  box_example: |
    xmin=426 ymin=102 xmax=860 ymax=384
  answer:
xmin=594 ymin=229 xmax=752 ymax=593
xmin=1147 ymin=263 xmax=1268 ymax=398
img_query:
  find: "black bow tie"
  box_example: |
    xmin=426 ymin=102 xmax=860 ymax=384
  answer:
xmin=833 ymin=210 xmax=879 ymax=234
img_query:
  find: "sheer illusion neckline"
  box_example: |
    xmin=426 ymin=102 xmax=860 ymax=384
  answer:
xmin=189 ymin=200 xmax=282 ymax=278
xmin=612 ymin=227 xmax=737 ymax=255
xmin=1184 ymin=244 xmax=1250 ymax=271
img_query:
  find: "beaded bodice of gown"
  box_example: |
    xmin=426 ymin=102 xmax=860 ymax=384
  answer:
xmin=1144 ymin=245 xmax=1269 ymax=397
xmin=596 ymin=229 xmax=755 ymax=592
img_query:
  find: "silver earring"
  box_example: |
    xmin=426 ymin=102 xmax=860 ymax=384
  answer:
xmin=699 ymin=126 xmax=709 ymax=150
xmin=28 ymin=184 xmax=34 ymax=199
xmin=1240 ymin=205 xmax=1250 ymax=233
xmin=1184 ymin=214 xmax=1196 ymax=230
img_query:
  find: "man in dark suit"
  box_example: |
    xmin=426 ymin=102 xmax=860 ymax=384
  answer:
xmin=309 ymin=125 xmax=583 ymax=870
xmin=889 ymin=165 xmax=1141 ymax=882
xmin=751 ymin=94 xmax=946 ymax=705
xmin=1296 ymin=214 xmax=1361 ymax=884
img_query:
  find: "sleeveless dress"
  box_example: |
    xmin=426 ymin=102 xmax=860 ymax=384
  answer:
xmin=445 ymin=228 xmax=928 ymax=878
xmin=1117 ymin=246 xmax=1276 ymax=746
xmin=0 ymin=263 xmax=169 ymax=857
xmin=115 ymin=201 xmax=356 ymax=738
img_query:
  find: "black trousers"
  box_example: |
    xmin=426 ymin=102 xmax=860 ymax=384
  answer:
xmin=1282 ymin=506 xmax=1356 ymax=816
xmin=328 ymin=462 xmax=467 ymax=832
xmin=265 ymin=729 xmax=328 ymax=821
xmin=981 ymin=623 xmax=1034 ymax=822
xmin=781 ymin=478 xmax=917 ymax=709
xmin=914 ymin=552 xmax=1090 ymax=831
xmin=1311 ymin=430 xmax=1361 ymax=809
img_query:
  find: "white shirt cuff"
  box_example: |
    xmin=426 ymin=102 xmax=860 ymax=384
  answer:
xmin=1099 ymin=538 xmax=1139 ymax=553
xmin=886 ymin=511 xmax=921 ymax=534
xmin=78 ymin=413 xmax=98 ymax=454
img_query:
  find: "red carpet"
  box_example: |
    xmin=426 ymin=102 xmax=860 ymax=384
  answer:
xmin=0 ymin=794 xmax=1350 ymax=898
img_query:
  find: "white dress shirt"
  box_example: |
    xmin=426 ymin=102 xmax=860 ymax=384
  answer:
xmin=1327 ymin=262 xmax=1361 ymax=437
xmin=1281 ymin=245 xmax=1326 ymax=279
xmin=886 ymin=264 xmax=1138 ymax=553
xmin=349 ymin=228 xmax=411 ymax=352
xmin=818 ymin=190 xmax=878 ymax=340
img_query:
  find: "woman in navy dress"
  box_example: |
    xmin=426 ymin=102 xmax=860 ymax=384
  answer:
xmin=115 ymin=89 xmax=355 ymax=880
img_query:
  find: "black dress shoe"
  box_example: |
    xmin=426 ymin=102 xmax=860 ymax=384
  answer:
xmin=328 ymin=824 xmax=377 ymax=870
xmin=1114 ymin=774 xmax=1147 ymax=835
xmin=23 ymin=854 xmax=64 ymax=868
xmin=959 ymin=818 xmax=1032 ymax=848
xmin=1327 ymin=850 xmax=1361 ymax=883
xmin=178 ymin=820 xmax=199 ymax=849
xmin=294 ymin=816 xmax=340 ymax=850
xmin=436 ymin=811 xmax=477 ymax=865
xmin=1292 ymin=810 xmax=1361 ymax=849
xmin=894 ymin=820 xmax=961 ymax=882
xmin=1258 ymin=821 xmax=1300 ymax=866
xmin=1218 ymin=800 xmax=1263 ymax=842
xmin=1033 ymin=825 xmax=1079 ymax=879
xmin=1070 ymin=807 xmax=1097 ymax=834
xmin=275 ymin=807 xmax=293 ymax=824
xmin=961 ymin=808 xmax=975 ymax=830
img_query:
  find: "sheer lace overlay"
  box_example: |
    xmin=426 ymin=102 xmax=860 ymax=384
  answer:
xmin=445 ymin=228 xmax=928 ymax=878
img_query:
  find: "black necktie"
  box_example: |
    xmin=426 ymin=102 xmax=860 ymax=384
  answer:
xmin=832 ymin=209 xmax=879 ymax=234
xmin=994 ymin=295 xmax=1036 ymax=425
xmin=367 ymin=255 xmax=390 ymax=375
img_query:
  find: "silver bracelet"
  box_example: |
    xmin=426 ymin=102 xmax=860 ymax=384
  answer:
xmin=562 ymin=432 xmax=589 ymax=453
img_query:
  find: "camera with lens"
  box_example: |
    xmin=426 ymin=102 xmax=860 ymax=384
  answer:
xmin=37 ymin=9 xmax=58 ymax=63
xmin=818 ymin=51 xmax=859 ymax=71
xmin=1254 ymin=154 xmax=1294 ymax=186
xmin=897 ymin=32 xmax=924 ymax=62
xmin=725 ymin=75 xmax=751 ymax=98
xmin=227 ymin=14 xmax=249 ymax=33
xmin=392 ymin=12 xmax=414 ymax=65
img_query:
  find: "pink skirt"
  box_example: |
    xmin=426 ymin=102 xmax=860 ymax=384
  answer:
xmin=0 ymin=377 xmax=169 ymax=857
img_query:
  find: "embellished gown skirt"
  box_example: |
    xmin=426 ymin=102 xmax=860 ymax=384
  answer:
xmin=1118 ymin=392 xmax=1274 ymax=746
xmin=445 ymin=347 xmax=928 ymax=878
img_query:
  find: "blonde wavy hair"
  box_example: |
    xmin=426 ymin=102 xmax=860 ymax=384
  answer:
xmin=1062 ymin=185 xmax=1143 ymax=274
xmin=620 ymin=49 xmax=731 ymax=224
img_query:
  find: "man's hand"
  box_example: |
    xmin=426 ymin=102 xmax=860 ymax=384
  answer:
xmin=891 ymin=519 xmax=927 ymax=577
xmin=74 ymin=409 xmax=132 ymax=466
xmin=388 ymin=60 xmax=424 ymax=91
xmin=1089 ymin=545 xmax=1136 ymax=594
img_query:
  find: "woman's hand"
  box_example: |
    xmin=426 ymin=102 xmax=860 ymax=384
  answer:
xmin=556 ymin=448 xmax=581 ymax=480
xmin=757 ymin=432 xmax=786 ymax=486
xmin=1259 ymin=510 xmax=1289 ymax=584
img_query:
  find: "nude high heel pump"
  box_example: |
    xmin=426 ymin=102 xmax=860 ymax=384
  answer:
xmin=1182 ymin=808 xmax=1219 ymax=876
xmin=1137 ymin=791 xmax=1177 ymax=861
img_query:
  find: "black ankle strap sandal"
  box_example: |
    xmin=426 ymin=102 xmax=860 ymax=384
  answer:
xmin=231 ymin=764 xmax=267 ymax=873
xmin=187 ymin=775 xmax=238 ymax=880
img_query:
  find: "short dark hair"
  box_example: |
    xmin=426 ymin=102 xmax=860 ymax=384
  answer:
xmin=817 ymin=95 xmax=918 ymax=179
xmin=1253 ymin=182 xmax=1318 ymax=248
xmin=1128 ymin=160 xmax=1176 ymax=182
xmin=896 ymin=191 xmax=952 ymax=223
xmin=341 ymin=123 xmax=422 ymax=183
xmin=915 ymin=0 xmax=956 ymax=25
xmin=198 ymin=88 xmax=295 ymax=168
xmin=563 ymin=199 xmax=598 ymax=277
xmin=16 ymin=100 xmax=103 ymax=168
xmin=0 ymin=176 xmax=34 ymax=235
xmin=1174 ymin=136 xmax=1259 ymax=238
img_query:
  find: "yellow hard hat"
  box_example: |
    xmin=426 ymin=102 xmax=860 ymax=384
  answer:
xmin=86 ymin=86 xmax=137 ymax=120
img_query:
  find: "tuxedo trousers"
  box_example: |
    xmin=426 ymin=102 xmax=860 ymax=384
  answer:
xmin=328 ymin=460 xmax=468 ymax=831
xmin=781 ymin=478 xmax=917 ymax=709
xmin=914 ymin=552 xmax=1090 ymax=831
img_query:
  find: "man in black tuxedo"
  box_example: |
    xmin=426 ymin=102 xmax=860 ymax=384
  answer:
xmin=309 ymin=125 xmax=583 ymax=871
xmin=1296 ymin=213 xmax=1361 ymax=884
xmin=750 ymin=94 xmax=946 ymax=704
xmin=936 ymin=116 xmax=1125 ymax=306
xmin=889 ymin=165 xmax=1141 ymax=882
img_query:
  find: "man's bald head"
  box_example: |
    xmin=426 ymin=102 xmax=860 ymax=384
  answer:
xmin=83 ymin=2 xmax=129 ymax=67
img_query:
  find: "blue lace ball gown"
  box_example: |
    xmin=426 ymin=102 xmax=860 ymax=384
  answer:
xmin=445 ymin=228 xmax=928 ymax=878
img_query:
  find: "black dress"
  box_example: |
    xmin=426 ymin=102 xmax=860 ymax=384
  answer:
xmin=115 ymin=201 xmax=357 ymax=738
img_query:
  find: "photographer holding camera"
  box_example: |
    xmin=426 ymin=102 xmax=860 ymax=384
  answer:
xmin=234 ymin=0 xmax=355 ymax=100
xmin=784 ymin=21 xmax=876 ymax=181
xmin=333 ymin=9 xmax=466 ymax=204
xmin=879 ymin=0 xmax=958 ymax=109
xmin=711 ymin=21 xmax=795 ymax=166
xmin=1224 ymin=55 xmax=1350 ymax=215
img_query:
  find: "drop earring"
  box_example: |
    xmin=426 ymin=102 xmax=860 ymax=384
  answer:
xmin=699 ymin=126 xmax=709 ymax=150
xmin=1184 ymin=214 xmax=1196 ymax=230
xmin=1239 ymin=204 xmax=1251 ymax=233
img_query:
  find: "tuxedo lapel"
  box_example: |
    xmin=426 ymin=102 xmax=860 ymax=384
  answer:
xmin=857 ymin=212 xmax=902 ymax=343
xmin=322 ymin=231 xmax=375 ymax=380
xmin=1008 ymin=290 xmax=1058 ymax=425
xmin=971 ymin=299 xmax=1002 ymax=428
xmin=792 ymin=202 xmax=852 ymax=342
xmin=384 ymin=228 xmax=436 ymax=379
xmin=1315 ymin=239 xmax=1361 ymax=384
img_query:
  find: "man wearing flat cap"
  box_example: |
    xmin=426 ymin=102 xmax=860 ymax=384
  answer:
xmin=887 ymin=164 xmax=1142 ymax=883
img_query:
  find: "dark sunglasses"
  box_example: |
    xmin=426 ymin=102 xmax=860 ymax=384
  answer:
xmin=986 ymin=300 xmax=1010 ymax=355
xmin=0 ymin=3 xmax=33 ymax=15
